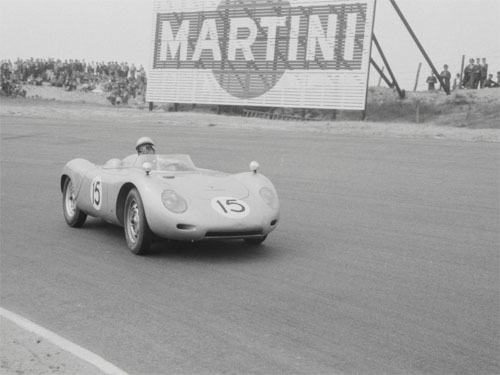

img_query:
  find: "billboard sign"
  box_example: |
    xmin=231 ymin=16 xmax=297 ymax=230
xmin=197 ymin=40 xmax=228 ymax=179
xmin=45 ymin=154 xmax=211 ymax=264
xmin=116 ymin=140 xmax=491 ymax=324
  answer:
xmin=147 ymin=0 xmax=376 ymax=110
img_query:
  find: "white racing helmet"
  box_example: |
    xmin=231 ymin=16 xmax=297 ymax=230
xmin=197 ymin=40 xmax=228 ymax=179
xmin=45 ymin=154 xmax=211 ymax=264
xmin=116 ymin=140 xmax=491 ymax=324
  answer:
xmin=136 ymin=136 xmax=156 ymax=152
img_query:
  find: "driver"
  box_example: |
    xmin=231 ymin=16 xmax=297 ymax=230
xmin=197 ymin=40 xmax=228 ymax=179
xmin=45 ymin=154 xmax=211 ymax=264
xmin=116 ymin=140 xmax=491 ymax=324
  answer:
xmin=121 ymin=136 xmax=156 ymax=167
xmin=136 ymin=136 xmax=156 ymax=155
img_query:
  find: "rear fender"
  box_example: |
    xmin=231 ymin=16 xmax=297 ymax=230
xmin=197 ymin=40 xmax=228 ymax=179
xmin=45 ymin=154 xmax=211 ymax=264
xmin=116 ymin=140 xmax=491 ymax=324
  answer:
xmin=60 ymin=159 xmax=96 ymax=198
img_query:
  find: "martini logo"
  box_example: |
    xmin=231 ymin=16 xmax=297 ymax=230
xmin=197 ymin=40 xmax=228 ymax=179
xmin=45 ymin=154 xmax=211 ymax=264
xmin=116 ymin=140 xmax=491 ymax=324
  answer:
xmin=153 ymin=0 xmax=367 ymax=99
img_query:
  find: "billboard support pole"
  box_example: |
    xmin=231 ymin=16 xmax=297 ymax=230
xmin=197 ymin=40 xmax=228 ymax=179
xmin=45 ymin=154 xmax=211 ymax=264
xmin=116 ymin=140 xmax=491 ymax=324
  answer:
xmin=377 ymin=66 xmax=385 ymax=87
xmin=370 ymin=58 xmax=393 ymax=88
xmin=363 ymin=0 xmax=378 ymax=121
xmin=389 ymin=0 xmax=450 ymax=95
xmin=372 ymin=34 xmax=405 ymax=99
xmin=413 ymin=62 xmax=422 ymax=92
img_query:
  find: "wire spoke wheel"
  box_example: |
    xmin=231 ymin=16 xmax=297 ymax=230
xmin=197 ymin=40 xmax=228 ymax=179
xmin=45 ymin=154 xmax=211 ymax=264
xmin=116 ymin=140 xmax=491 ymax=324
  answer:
xmin=124 ymin=188 xmax=152 ymax=255
xmin=62 ymin=177 xmax=87 ymax=227
xmin=65 ymin=180 xmax=77 ymax=217
xmin=126 ymin=200 xmax=140 ymax=244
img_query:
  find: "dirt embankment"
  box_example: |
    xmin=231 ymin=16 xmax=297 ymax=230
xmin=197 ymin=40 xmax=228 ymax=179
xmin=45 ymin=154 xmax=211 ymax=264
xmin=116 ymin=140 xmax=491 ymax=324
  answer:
xmin=1 ymin=84 xmax=499 ymax=142
xmin=365 ymin=87 xmax=500 ymax=129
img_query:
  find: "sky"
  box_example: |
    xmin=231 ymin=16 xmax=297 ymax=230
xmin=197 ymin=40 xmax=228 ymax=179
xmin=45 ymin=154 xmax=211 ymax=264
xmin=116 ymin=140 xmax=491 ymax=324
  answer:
xmin=1 ymin=0 xmax=499 ymax=91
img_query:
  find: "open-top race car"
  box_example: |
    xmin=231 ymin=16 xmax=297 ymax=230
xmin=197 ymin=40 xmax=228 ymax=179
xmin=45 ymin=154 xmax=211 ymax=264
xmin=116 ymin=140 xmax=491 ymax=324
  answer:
xmin=60 ymin=152 xmax=279 ymax=255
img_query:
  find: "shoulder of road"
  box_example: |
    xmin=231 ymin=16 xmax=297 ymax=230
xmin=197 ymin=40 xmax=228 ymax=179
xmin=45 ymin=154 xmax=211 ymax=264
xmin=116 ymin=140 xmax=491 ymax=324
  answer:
xmin=1 ymin=308 xmax=128 ymax=375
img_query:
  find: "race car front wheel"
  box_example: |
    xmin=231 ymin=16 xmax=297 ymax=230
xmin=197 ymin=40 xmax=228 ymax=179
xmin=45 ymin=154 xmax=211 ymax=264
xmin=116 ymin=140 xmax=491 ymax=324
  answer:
xmin=63 ymin=178 xmax=87 ymax=227
xmin=124 ymin=188 xmax=152 ymax=255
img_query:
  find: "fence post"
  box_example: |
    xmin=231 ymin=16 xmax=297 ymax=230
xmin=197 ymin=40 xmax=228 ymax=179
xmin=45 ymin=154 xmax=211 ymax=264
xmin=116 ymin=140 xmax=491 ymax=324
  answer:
xmin=460 ymin=54 xmax=465 ymax=83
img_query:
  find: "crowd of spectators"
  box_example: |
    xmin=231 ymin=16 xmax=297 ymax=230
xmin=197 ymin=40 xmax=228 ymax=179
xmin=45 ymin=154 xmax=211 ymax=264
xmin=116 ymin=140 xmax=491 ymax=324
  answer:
xmin=427 ymin=57 xmax=500 ymax=91
xmin=459 ymin=57 xmax=500 ymax=89
xmin=2 ymin=56 xmax=499 ymax=103
xmin=0 ymin=58 xmax=147 ymax=104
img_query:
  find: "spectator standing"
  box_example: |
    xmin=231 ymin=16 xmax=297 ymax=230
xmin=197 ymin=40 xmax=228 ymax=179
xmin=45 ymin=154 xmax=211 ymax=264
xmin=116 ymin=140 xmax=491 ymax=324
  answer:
xmin=472 ymin=57 xmax=481 ymax=89
xmin=426 ymin=73 xmax=437 ymax=91
xmin=440 ymin=64 xmax=451 ymax=92
xmin=138 ymin=65 xmax=146 ymax=84
xmin=11 ymin=60 xmax=18 ymax=80
xmin=452 ymin=73 xmax=462 ymax=90
xmin=122 ymin=62 xmax=129 ymax=79
xmin=479 ymin=58 xmax=488 ymax=88
xmin=463 ymin=58 xmax=475 ymax=88
xmin=86 ymin=62 xmax=94 ymax=77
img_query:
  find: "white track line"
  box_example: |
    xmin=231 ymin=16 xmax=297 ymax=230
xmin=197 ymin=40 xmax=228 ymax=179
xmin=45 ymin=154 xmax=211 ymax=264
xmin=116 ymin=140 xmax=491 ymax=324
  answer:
xmin=0 ymin=306 xmax=130 ymax=375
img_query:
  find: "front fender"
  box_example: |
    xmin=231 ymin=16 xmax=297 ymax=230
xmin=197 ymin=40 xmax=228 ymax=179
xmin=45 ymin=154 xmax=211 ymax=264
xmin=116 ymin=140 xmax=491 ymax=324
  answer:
xmin=233 ymin=172 xmax=277 ymax=193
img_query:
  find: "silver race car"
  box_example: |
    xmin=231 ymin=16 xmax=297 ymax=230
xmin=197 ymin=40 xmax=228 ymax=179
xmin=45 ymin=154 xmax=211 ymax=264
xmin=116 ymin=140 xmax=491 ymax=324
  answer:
xmin=61 ymin=153 xmax=279 ymax=254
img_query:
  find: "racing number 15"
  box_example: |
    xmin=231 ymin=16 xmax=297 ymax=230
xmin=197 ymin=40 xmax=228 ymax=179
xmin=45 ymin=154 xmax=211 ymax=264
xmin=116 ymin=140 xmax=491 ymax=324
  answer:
xmin=216 ymin=199 xmax=245 ymax=213
xmin=91 ymin=177 xmax=103 ymax=210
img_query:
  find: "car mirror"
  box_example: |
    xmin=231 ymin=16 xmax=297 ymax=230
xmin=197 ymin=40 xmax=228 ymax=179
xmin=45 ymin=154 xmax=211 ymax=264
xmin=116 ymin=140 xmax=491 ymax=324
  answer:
xmin=250 ymin=161 xmax=259 ymax=174
xmin=142 ymin=162 xmax=153 ymax=176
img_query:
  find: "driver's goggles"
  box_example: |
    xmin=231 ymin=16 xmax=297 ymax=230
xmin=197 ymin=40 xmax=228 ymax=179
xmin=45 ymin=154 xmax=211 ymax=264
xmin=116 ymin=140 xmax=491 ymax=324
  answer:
xmin=138 ymin=144 xmax=155 ymax=154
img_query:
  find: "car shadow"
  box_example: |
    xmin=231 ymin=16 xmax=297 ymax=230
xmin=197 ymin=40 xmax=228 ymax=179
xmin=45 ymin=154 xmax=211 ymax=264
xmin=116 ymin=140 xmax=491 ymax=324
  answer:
xmin=80 ymin=218 xmax=278 ymax=263
xmin=146 ymin=238 xmax=276 ymax=263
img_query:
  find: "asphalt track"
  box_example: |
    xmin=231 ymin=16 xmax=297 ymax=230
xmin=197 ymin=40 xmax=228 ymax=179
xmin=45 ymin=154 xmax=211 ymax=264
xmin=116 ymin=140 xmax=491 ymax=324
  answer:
xmin=1 ymin=115 xmax=499 ymax=374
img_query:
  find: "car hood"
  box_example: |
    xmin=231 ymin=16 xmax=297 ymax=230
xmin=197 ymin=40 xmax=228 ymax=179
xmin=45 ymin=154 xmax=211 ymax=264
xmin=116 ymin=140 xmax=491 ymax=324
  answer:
xmin=163 ymin=173 xmax=249 ymax=200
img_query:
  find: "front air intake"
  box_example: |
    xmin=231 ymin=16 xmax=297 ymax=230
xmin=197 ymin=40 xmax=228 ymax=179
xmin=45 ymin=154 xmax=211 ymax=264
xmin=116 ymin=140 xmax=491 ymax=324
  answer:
xmin=205 ymin=230 xmax=263 ymax=238
xmin=176 ymin=224 xmax=196 ymax=231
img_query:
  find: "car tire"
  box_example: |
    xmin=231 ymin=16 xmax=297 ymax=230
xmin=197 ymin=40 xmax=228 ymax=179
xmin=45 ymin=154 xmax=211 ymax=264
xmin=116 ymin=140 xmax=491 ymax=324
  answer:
xmin=124 ymin=188 xmax=152 ymax=255
xmin=63 ymin=178 xmax=87 ymax=227
xmin=244 ymin=235 xmax=267 ymax=245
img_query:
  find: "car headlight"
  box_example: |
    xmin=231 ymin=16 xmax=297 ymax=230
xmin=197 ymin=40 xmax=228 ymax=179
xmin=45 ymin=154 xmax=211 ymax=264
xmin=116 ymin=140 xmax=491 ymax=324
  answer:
xmin=161 ymin=190 xmax=187 ymax=213
xmin=259 ymin=187 xmax=278 ymax=209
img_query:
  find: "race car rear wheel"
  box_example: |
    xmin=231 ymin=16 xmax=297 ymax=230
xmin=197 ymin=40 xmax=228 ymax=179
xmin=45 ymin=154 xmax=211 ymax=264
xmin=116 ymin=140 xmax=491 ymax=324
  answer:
xmin=124 ymin=188 xmax=152 ymax=255
xmin=63 ymin=178 xmax=87 ymax=227
xmin=244 ymin=235 xmax=267 ymax=245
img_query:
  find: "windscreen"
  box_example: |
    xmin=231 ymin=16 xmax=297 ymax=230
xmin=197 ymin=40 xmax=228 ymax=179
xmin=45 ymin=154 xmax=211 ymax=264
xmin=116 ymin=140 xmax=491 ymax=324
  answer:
xmin=133 ymin=154 xmax=196 ymax=172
